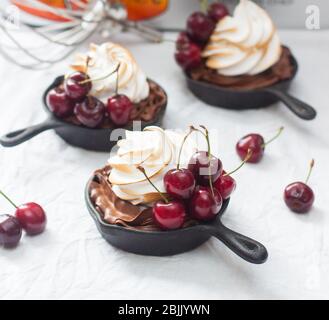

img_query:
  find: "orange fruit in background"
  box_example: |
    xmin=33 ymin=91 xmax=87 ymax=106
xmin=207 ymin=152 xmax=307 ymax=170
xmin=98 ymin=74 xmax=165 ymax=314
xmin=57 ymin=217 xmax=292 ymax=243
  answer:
xmin=120 ymin=0 xmax=169 ymax=21
xmin=11 ymin=0 xmax=168 ymax=22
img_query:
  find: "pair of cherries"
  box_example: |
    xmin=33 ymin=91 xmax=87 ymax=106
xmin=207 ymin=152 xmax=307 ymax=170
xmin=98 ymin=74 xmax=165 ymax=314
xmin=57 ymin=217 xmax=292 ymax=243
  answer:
xmin=175 ymin=2 xmax=229 ymax=70
xmin=140 ymin=126 xmax=241 ymax=230
xmin=47 ymin=63 xmax=133 ymax=128
xmin=0 ymin=191 xmax=46 ymax=248
xmin=236 ymin=128 xmax=315 ymax=213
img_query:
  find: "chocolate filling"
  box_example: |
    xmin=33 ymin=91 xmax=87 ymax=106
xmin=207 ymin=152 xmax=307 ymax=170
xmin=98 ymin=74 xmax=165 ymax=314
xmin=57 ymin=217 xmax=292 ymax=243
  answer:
xmin=89 ymin=166 xmax=198 ymax=231
xmin=64 ymin=80 xmax=167 ymax=128
xmin=189 ymin=47 xmax=295 ymax=90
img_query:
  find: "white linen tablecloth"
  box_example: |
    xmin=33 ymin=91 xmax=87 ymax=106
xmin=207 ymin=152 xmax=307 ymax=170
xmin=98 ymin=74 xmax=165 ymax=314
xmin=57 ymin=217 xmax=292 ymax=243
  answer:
xmin=0 ymin=30 xmax=328 ymax=300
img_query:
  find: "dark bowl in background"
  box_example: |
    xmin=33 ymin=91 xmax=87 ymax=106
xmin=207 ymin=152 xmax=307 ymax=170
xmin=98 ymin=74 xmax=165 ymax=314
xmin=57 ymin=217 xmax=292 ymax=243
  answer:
xmin=0 ymin=76 xmax=167 ymax=152
xmin=186 ymin=50 xmax=316 ymax=120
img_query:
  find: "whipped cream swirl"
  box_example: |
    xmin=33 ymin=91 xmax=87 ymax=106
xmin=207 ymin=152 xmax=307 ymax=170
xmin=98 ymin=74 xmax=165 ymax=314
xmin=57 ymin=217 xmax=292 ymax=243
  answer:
xmin=71 ymin=42 xmax=150 ymax=103
xmin=108 ymin=126 xmax=197 ymax=205
xmin=202 ymin=0 xmax=282 ymax=76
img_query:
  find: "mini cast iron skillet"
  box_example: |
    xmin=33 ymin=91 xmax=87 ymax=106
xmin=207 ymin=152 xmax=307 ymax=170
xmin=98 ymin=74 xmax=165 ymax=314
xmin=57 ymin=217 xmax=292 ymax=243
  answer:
xmin=85 ymin=180 xmax=268 ymax=264
xmin=186 ymin=51 xmax=316 ymax=120
xmin=0 ymin=76 xmax=167 ymax=152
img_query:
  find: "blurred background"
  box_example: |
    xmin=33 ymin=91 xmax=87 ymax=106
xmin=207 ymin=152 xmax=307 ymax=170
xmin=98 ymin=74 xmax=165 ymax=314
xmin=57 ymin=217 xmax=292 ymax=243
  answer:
xmin=150 ymin=0 xmax=328 ymax=30
xmin=0 ymin=0 xmax=326 ymax=70
xmin=2 ymin=0 xmax=328 ymax=28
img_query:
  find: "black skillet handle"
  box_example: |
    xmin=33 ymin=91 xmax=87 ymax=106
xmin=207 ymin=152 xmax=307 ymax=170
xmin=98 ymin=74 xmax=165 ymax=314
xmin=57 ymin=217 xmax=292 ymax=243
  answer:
xmin=264 ymin=87 xmax=316 ymax=120
xmin=0 ymin=118 xmax=62 ymax=147
xmin=200 ymin=222 xmax=268 ymax=264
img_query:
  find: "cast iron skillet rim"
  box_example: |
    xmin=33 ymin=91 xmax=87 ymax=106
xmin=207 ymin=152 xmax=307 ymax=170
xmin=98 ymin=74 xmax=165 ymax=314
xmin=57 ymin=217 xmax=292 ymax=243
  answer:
xmin=43 ymin=76 xmax=168 ymax=131
xmin=184 ymin=47 xmax=298 ymax=94
xmin=85 ymin=178 xmax=230 ymax=236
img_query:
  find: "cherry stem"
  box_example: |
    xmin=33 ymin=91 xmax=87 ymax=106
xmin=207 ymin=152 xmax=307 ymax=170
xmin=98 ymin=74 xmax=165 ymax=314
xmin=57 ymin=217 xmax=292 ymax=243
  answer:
xmin=263 ymin=126 xmax=284 ymax=147
xmin=115 ymin=62 xmax=120 ymax=95
xmin=177 ymin=127 xmax=195 ymax=170
xmin=85 ymin=56 xmax=91 ymax=74
xmin=191 ymin=126 xmax=210 ymax=160
xmin=137 ymin=166 xmax=169 ymax=204
xmin=224 ymin=149 xmax=253 ymax=177
xmin=79 ymin=62 xmax=121 ymax=85
xmin=200 ymin=0 xmax=208 ymax=12
xmin=0 ymin=190 xmax=18 ymax=209
xmin=87 ymin=95 xmax=93 ymax=106
xmin=190 ymin=125 xmax=215 ymax=196
xmin=199 ymin=125 xmax=215 ymax=197
xmin=305 ymin=159 xmax=315 ymax=185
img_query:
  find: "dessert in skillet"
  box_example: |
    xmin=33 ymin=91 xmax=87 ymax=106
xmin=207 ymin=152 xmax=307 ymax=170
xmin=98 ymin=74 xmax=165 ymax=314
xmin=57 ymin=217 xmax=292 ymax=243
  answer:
xmin=175 ymin=0 xmax=294 ymax=90
xmin=47 ymin=42 xmax=167 ymax=128
xmin=89 ymin=125 xmax=250 ymax=231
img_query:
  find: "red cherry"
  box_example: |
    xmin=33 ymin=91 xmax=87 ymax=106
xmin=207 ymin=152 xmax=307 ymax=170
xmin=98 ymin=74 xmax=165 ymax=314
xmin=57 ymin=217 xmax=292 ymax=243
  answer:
xmin=190 ymin=186 xmax=223 ymax=221
xmin=236 ymin=127 xmax=284 ymax=164
xmin=176 ymin=31 xmax=191 ymax=50
xmin=74 ymin=96 xmax=105 ymax=128
xmin=207 ymin=2 xmax=229 ymax=22
xmin=175 ymin=42 xmax=202 ymax=71
xmin=186 ymin=12 xmax=215 ymax=43
xmin=0 ymin=215 xmax=22 ymax=248
xmin=107 ymin=94 xmax=133 ymax=126
xmin=64 ymin=72 xmax=92 ymax=102
xmin=188 ymin=151 xmax=223 ymax=185
xmin=284 ymin=182 xmax=314 ymax=214
xmin=284 ymin=160 xmax=315 ymax=214
xmin=236 ymin=134 xmax=265 ymax=164
xmin=164 ymin=169 xmax=195 ymax=200
xmin=153 ymin=200 xmax=186 ymax=230
xmin=46 ymin=87 xmax=75 ymax=118
xmin=214 ymin=171 xmax=236 ymax=200
xmin=136 ymin=166 xmax=186 ymax=231
xmin=15 ymin=202 xmax=47 ymax=235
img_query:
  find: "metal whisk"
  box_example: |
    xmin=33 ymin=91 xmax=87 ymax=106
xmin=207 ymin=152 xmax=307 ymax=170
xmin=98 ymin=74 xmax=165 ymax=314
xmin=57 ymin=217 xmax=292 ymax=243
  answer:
xmin=0 ymin=0 xmax=163 ymax=69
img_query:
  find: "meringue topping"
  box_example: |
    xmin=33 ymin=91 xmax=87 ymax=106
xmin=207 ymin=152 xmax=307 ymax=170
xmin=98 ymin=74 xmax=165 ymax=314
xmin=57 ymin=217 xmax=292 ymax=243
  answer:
xmin=202 ymin=0 xmax=282 ymax=76
xmin=71 ymin=42 xmax=150 ymax=103
xmin=108 ymin=126 xmax=197 ymax=205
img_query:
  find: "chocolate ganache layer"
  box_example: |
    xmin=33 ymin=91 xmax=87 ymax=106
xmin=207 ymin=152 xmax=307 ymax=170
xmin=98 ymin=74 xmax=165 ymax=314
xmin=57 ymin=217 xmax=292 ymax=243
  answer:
xmin=64 ymin=80 xmax=166 ymax=128
xmin=189 ymin=47 xmax=294 ymax=90
xmin=89 ymin=166 xmax=198 ymax=231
